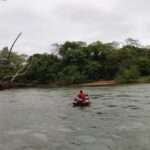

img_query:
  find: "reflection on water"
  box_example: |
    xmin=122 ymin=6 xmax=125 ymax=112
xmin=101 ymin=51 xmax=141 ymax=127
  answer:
xmin=0 ymin=84 xmax=150 ymax=149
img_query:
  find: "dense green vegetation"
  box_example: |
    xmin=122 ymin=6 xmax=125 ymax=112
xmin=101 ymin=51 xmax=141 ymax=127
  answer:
xmin=13 ymin=39 xmax=150 ymax=84
xmin=2 ymin=38 xmax=150 ymax=85
xmin=0 ymin=47 xmax=27 ymax=80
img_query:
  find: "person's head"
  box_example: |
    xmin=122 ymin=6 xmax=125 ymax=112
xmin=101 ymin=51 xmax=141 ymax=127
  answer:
xmin=80 ymin=90 xmax=83 ymax=93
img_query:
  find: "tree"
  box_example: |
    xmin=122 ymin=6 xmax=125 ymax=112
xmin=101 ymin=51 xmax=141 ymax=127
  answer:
xmin=59 ymin=41 xmax=86 ymax=58
xmin=137 ymin=57 xmax=150 ymax=76
xmin=83 ymin=61 xmax=102 ymax=80
xmin=24 ymin=54 xmax=60 ymax=82
xmin=58 ymin=65 xmax=85 ymax=84
xmin=116 ymin=66 xmax=140 ymax=83
xmin=0 ymin=47 xmax=9 ymax=58
xmin=125 ymin=38 xmax=141 ymax=47
xmin=13 ymin=39 xmax=150 ymax=85
xmin=0 ymin=47 xmax=27 ymax=80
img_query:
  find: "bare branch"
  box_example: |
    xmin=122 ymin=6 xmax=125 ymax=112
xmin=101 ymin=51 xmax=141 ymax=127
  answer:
xmin=8 ymin=32 xmax=22 ymax=60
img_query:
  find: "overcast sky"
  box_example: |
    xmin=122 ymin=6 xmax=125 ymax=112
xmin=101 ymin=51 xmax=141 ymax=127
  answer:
xmin=0 ymin=0 xmax=149 ymax=54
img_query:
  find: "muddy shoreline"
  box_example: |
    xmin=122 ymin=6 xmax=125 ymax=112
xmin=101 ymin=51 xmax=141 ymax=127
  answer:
xmin=0 ymin=80 xmax=117 ymax=90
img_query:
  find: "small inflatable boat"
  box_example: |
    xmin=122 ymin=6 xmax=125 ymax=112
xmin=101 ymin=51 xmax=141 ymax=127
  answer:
xmin=73 ymin=100 xmax=91 ymax=107
xmin=73 ymin=97 xmax=91 ymax=107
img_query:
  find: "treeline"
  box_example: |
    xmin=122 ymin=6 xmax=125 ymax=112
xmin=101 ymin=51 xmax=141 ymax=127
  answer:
xmin=0 ymin=47 xmax=27 ymax=80
xmin=15 ymin=39 xmax=150 ymax=84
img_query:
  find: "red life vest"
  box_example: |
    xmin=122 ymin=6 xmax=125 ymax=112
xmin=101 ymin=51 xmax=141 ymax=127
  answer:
xmin=78 ymin=93 xmax=86 ymax=101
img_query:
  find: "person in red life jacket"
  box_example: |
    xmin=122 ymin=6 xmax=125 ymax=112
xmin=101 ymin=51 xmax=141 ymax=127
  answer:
xmin=78 ymin=90 xmax=89 ymax=102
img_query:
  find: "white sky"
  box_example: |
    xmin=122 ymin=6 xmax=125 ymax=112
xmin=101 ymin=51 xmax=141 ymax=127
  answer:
xmin=0 ymin=0 xmax=150 ymax=54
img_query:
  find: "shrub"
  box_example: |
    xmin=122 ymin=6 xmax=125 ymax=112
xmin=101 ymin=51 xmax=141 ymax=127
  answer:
xmin=116 ymin=66 xmax=140 ymax=83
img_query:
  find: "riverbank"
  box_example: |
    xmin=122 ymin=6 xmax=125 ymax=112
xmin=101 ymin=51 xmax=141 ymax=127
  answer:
xmin=14 ymin=78 xmax=150 ymax=88
xmin=0 ymin=82 xmax=16 ymax=90
xmin=0 ymin=80 xmax=117 ymax=90
xmin=16 ymin=80 xmax=118 ymax=88
xmin=1 ymin=77 xmax=150 ymax=91
xmin=79 ymin=80 xmax=117 ymax=87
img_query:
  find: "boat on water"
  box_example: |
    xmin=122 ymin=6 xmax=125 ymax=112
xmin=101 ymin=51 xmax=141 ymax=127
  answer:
xmin=73 ymin=100 xmax=91 ymax=107
xmin=73 ymin=96 xmax=91 ymax=107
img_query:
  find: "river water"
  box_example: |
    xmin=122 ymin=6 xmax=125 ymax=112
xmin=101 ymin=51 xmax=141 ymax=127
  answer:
xmin=0 ymin=84 xmax=150 ymax=150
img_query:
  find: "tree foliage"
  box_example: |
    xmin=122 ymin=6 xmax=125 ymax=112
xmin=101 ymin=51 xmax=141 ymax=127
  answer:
xmin=5 ymin=39 xmax=150 ymax=84
xmin=0 ymin=47 xmax=27 ymax=80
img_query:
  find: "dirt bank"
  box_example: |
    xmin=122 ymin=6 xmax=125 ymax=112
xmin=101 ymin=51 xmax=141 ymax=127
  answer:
xmin=80 ymin=80 xmax=117 ymax=87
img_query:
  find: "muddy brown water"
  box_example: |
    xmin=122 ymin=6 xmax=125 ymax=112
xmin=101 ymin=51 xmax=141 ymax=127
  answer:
xmin=0 ymin=84 xmax=150 ymax=150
